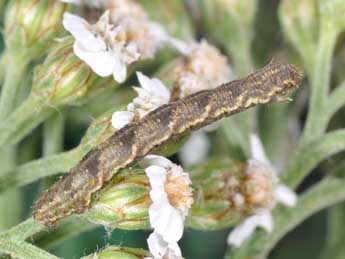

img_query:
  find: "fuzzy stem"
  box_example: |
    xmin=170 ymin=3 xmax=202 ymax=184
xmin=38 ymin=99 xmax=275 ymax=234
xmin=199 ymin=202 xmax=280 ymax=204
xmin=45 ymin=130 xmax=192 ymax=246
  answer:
xmin=43 ymin=113 xmax=65 ymax=157
xmin=282 ymin=129 xmax=345 ymax=188
xmin=323 ymin=80 xmax=345 ymax=127
xmin=0 ymin=51 xmax=29 ymax=119
xmin=0 ymin=149 xmax=82 ymax=194
xmin=225 ymin=178 xmax=345 ymax=259
xmin=301 ymin=26 xmax=337 ymax=143
xmin=0 ymin=96 xmax=48 ymax=146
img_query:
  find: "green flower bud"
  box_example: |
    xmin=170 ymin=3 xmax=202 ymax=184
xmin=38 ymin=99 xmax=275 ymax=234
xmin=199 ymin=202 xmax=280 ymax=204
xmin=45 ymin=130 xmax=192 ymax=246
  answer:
xmin=186 ymin=159 xmax=247 ymax=230
xmin=4 ymin=0 xmax=68 ymax=59
xmin=31 ymin=37 xmax=114 ymax=107
xmin=279 ymin=0 xmax=317 ymax=68
xmin=86 ymin=170 xmax=150 ymax=230
xmin=85 ymin=157 xmax=273 ymax=231
xmin=82 ymin=246 xmax=150 ymax=259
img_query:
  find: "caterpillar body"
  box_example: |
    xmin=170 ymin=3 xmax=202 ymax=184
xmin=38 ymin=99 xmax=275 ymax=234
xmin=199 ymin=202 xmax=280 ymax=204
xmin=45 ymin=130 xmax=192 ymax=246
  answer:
xmin=33 ymin=62 xmax=302 ymax=227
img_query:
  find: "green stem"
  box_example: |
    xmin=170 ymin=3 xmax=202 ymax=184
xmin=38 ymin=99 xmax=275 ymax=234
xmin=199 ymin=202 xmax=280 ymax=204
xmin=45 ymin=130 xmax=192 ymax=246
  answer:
xmin=34 ymin=217 xmax=95 ymax=249
xmin=0 ymin=53 xmax=6 ymax=85
xmin=0 ymin=51 xmax=29 ymax=119
xmin=0 ymin=149 xmax=82 ymax=194
xmin=323 ymin=80 xmax=345 ymax=127
xmin=0 ymin=96 xmax=47 ymax=146
xmin=225 ymin=178 xmax=345 ymax=259
xmin=43 ymin=113 xmax=65 ymax=157
xmin=225 ymin=36 xmax=253 ymax=77
xmin=301 ymin=27 xmax=337 ymax=143
xmin=0 ymin=240 xmax=60 ymax=259
xmin=282 ymin=129 xmax=345 ymax=188
xmin=322 ymin=204 xmax=345 ymax=259
xmin=0 ymin=218 xmax=45 ymax=241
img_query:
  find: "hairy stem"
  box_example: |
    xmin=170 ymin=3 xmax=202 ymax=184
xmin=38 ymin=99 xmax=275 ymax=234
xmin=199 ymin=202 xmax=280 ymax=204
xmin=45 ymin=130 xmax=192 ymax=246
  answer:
xmin=0 ymin=149 xmax=82 ymax=194
xmin=282 ymin=129 xmax=345 ymax=188
xmin=0 ymin=51 xmax=29 ymax=119
xmin=301 ymin=27 xmax=337 ymax=143
xmin=0 ymin=96 xmax=48 ymax=146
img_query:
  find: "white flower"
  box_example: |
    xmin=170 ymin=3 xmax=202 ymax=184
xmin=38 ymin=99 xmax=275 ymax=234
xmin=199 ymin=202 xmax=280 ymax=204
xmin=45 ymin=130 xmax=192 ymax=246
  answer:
xmin=63 ymin=11 xmax=140 ymax=83
xmin=227 ymin=134 xmax=297 ymax=247
xmin=145 ymin=232 xmax=183 ymax=259
xmin=128 ymin=72 xmax=171 ymax=117
xmin=111 ymin=111 xmax=134 ymax=130
xmin=178 ymin=131 xmax=210 ymax=166
xmin=112 ymin=73 xmax=170 ymax=130
xmin=140 ymin=155 xmax=193 ymax=243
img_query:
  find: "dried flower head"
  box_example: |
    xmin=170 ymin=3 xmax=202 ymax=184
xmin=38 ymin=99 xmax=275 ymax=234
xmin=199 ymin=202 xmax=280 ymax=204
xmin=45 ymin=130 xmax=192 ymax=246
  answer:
xmin=172 ymin=40 xmax=233 ymax=98
xmin=227 ymin=134 xmax=297 ymax=247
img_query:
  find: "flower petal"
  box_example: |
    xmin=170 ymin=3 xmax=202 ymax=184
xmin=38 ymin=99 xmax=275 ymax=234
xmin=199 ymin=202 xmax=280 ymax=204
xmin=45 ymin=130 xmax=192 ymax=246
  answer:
xmin=256 ymin=212 xmax=274 ymax=233
xmin=249 ymin=133 xmax=271 ymax=165
xmin=140 ymin=155 xmax=173 ymax=169
xmin=73 ymin=41 xmax=115 ymax=77
xmin=179 ymin=131 xmax=209 ymax=166
xmin=275 ymin=184 xmax=297 ymax=207
xmin=147 ymin=232 xmax=182 ymax=259
xmin=150 ymin=204 xmax=184 ymax=243
xmin=145 ymin=165 xmax=167 ymax=189
xmin=147 ymin=232 xmax=168 ymax=258
xmin=111 ymin=111 xmax=134 ymax=130
xmin=112 ymin=52 xmax=128 ymax=83
xmin=227 ymin=215 xmax=259 ymax=247
xmin=63 ymin=12 xmax=106 ymax=51
xmin=136 ymin=72 xmax=170 ymax=101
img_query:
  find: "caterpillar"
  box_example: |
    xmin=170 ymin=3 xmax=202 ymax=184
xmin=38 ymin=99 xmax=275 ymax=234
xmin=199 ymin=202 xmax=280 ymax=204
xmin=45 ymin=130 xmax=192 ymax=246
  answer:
xmin=33 ymin=61 xmax=302 ymax=227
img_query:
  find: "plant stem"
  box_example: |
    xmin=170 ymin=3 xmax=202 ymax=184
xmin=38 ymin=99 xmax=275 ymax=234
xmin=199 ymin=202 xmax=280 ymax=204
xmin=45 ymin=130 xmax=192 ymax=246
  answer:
xmin=282 ymin=129 xmax=345 ymax=188
xmin=0 ymin=218 xmax=45 ymax=241
xmin=0 ymin=240 xmax=60 ymax=259
xmin=0 ymin=96 xmax=47 ymax=146
xmin=225 ymin=178 xmax=345 ymax=259
xmin=301 ymin=27 xmax=337 ymax=143
xmin=43 ymin=113 xmax=65 ymax=157
xmin=0 ymin=51 xmax=29 ymax=119
xmin=323 ymin=80 xmax=345 ymax=127
xmin=0 ymin=149 xmax=82 ymax=194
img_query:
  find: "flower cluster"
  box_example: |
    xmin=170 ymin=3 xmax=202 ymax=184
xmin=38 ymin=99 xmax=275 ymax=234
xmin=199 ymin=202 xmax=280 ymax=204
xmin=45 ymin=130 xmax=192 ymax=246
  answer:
xmin=61 ymin=0 xmax=184 ymax=83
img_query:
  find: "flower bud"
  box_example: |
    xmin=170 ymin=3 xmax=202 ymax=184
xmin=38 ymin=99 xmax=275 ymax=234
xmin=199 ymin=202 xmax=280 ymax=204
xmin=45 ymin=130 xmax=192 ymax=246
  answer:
xmin=86 ymin=169 xmax=151 ymax=230
xmin=82 ymin=246 xmax=150 ymax=259
xmin=279 ymin=0 xmax=317 ymax=66
xmin=31 ymin=37 xmax=113 ymax=107
xmin=4 ymin=0 xmax=68 ymax=59
xmin=85 ymin=158 xmax=279 ymax=231
xmin=185 ymin=159 xmax=278 ymax=230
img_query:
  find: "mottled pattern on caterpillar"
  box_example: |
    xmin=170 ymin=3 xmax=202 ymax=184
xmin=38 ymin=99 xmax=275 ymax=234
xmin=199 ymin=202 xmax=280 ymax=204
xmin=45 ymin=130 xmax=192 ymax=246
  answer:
xmin=33 ymin=62 xmax=303 ymax=227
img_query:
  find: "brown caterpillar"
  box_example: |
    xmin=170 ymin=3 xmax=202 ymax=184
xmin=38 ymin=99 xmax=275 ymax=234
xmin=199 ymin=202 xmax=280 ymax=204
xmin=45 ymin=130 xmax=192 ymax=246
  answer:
xmin=33 ymin=62 xmax=302 ymax=227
